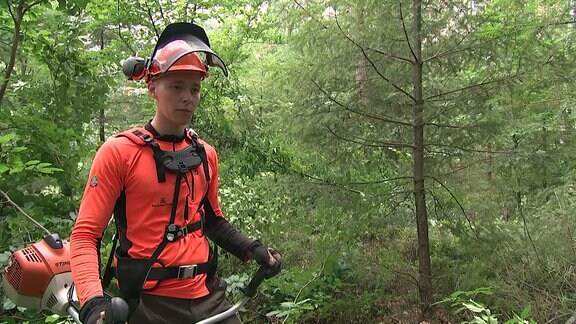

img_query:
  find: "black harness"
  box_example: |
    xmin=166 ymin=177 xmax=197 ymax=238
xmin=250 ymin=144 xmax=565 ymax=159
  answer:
xmin=131 ymin=129 xmax=209 ymax=183
xmin=101 ymin=127 xmax=217 ymax=315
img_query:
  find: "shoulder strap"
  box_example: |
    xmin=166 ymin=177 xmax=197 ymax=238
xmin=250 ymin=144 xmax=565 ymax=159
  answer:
xmin=101 ymin=232 xmax=118 ymax=289
xmin=115 ymin=127 xmax=151 ymax=145
xmin=116 ymin=127 xmax=167 ymax=182
xmin=187 ymin=129 xmax=210 ymax=183
xmin=186 ymin=128 xmax=199 ymax=141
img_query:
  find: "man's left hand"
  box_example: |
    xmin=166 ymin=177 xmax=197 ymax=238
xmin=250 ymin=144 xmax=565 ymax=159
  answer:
xmin=248 ymin=241 xmax=282 ymax=278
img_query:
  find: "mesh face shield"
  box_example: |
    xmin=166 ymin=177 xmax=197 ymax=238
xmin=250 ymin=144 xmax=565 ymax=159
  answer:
xmin=149 ymin=23 xmax=228 ymax=77
xmin=150 ymin=35 xmax=228 ymax=77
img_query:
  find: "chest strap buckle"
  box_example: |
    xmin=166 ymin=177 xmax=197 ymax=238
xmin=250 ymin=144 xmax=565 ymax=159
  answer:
xmin=165 ymin=221 xmax=202 ymax=242
xmin=177 ymin=264 xmax=198 ymax=279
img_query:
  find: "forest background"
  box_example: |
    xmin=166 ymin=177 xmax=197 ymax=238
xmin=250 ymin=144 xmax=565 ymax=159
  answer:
xmin=1 ymin=0 xmax=576 ymax=323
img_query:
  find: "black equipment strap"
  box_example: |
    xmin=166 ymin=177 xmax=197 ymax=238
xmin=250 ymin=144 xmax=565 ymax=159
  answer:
xmin=101 ymin=233 xmax=118 ymax=289
xmin=196 ymin=140 xmax=210 ymax=183
xmin=132 ymin=130 xmax=166 ymax=183
xmin=121 ymin=171 xmax=184 ymax=314
xmin=165 ymin=220 xmax=202 ymax=242
xmin=145 ymin=245 xmax=213 ymax=280
xmin=146 ymin=263 xmax=211 ymax=280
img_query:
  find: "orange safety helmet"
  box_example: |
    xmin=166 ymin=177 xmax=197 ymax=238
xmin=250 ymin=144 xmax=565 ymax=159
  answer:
xmin=122 ymin=23 xmax=228 ymax=82
xmin=146 ymin=40 xmax=208 ymax=82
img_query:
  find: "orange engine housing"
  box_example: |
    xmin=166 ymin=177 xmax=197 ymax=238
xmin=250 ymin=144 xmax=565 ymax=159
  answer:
xmin=2 ymin=234 xmax=74 ymax=314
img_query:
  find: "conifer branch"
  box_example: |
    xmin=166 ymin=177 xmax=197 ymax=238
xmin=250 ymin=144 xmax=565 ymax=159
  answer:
xmin=425 ymin=176 xmax=479 ymax=240
xmin=398 ymin=2 xmax=417 ymax=62
xmin=334 ymin=13 xmax=415 ymax=101
xmin=310 ymin=80 xmax=412 ymax=126
xmin=325 ymin=124 xmax=415 ymax=149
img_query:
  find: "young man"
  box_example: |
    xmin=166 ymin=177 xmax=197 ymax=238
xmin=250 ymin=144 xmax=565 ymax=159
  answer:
xmin=70 ymin=23 xmax=281 ymax=324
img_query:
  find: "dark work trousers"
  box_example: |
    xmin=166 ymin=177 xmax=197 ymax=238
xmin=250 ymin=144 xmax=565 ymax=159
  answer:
xmin=129 ymin=276 xmax=242 ymax=324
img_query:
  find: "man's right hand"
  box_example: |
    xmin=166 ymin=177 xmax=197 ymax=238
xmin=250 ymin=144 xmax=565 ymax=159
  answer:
xmin=94 ymin=311 xmax=106 ymax=324
xmin=79 ymin=297 xmax=108 ymax=324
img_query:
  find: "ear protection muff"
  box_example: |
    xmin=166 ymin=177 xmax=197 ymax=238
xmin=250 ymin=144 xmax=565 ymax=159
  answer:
xmin=122 ymin=57 xmax=150 ymax=81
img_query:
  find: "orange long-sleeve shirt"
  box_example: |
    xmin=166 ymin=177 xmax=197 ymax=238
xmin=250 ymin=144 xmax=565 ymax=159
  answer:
xmin=70 ymin=127 xmax=223 ymax=305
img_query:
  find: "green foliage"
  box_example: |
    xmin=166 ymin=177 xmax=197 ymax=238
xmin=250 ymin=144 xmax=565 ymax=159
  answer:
xmin=0 ymin=134 xmax=61 ymax=176
xmin=266 ymin=298 xmax=314 ymax=322
xmin=1 ymin=0 xmax=576 ymax=323
xmin=43 ymin=313 xmax=74 ymax=324
xmin=441 ymin=287 xmax=536 ymax=324
xmin=250 ymin=255 xmax=350 ymax=323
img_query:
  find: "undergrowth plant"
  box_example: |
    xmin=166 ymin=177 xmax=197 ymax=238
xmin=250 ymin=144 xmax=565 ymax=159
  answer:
xmin=440 ymin=287 xmax=536 ymax=324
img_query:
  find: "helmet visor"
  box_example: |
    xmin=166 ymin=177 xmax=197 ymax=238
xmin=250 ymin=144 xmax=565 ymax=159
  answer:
xmin=152 ymin=35 xmax=228 ymax=77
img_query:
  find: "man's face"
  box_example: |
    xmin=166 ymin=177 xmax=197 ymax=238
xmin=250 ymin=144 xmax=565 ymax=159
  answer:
xmin=148 ymin=71 xmax=202 ymax=129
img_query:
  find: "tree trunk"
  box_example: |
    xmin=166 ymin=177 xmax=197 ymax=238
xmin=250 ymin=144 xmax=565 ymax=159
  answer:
xmin=412 ymin=0 xmax=432 ymax=318
xmin=99 ymin=108 xmax=105 ymax=142
xmin=0 ymin=3 xmax=24 ymax=108
xmin=99 ymin=29 xmax=106 ymax=142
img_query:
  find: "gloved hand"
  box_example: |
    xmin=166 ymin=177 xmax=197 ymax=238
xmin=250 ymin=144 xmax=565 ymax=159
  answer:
xmin=79 ymin=296 xmax=108 ymax=324
xmin=248 ymin=240 xmax=282 ymax=278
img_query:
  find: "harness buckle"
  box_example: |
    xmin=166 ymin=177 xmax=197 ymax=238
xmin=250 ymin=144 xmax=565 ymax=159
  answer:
xmin=177 ymin=264 xmax=198 ymax=279
xmin=166 ymin=224 xmax=178 ymax=242
xmin=165 ymin=224 xmax=192 ymax=242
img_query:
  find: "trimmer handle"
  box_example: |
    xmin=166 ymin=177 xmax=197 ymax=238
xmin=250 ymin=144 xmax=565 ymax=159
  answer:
xmin=104 ymin=297 xmax=130 ymax=324
xmin=239 ymin=264 xmax=268 ymax=297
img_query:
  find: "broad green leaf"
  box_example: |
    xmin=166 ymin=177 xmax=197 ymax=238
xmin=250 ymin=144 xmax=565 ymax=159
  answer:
xmin=44 ymin=314 xmax=60 ymax=323
xmin=463 ymin=301 xmax=485 ymax=313
xmin=10 ymin=147 xmax=27 ymax=153
xmin=520 ymin=306 xmax=531 ymax=319
xmin=24 ymin=160 xmax=41 ymax=166
xmin=39 ymin=167 xmax=64 ymax=174
xmin=0 ymin=133 xmax=16 ymax=144
xmin=2 ymin=298 xmax=15 ymax=310
xmin=0 ymin=252 xmax=10 ymax=263
xmin=280 ymin=301 xmax=296 ymax=308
